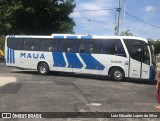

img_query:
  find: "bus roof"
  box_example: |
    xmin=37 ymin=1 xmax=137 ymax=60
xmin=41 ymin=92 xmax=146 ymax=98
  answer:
xmin=6 ymin=34 xmax=148 ymax=43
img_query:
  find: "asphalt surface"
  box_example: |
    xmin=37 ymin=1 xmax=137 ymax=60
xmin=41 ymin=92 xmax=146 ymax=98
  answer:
xmin=0 ymin=62 xmax=159 ymax=121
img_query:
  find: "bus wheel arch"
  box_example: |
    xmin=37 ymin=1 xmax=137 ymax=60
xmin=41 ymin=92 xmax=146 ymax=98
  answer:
xmin=109 ymin=66 xmax=125 ymax=81
xmin=37 ymin=61 xmax=49 ymax=75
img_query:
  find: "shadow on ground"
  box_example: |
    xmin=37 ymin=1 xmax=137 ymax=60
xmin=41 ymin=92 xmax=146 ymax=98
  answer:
xmin=11 ymin=70 xmax=156 ymax=85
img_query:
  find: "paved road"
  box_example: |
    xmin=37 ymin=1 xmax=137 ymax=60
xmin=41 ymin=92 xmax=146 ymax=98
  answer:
xmin=0 ymin=62 xmax=159 ymax=121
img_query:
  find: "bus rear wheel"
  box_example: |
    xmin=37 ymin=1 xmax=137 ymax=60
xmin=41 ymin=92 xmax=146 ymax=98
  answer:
xmin=110 ymin=68 xmax=125 ymax=81
xmin=38 ymin=63 xmax=49 ymax=75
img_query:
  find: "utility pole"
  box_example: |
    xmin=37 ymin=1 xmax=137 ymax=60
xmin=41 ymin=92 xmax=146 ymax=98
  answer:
xmin=88 ymin=19 xmax=91 ymax=35
xmin=115 ymin=0 xmax=120 ymax=36
xmin=123 ymin=0 xmax=126 ymax=35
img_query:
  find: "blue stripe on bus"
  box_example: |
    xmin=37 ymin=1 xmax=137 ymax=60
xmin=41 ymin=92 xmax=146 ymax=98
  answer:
xmin=65 ymin=53 xmax=83 ymax=68
xmin=7 ymin=48 xmax=15 ymax=64
xmin=12 ymin=49 xmax=15 ymax=63
xmin=66 ymin=36 xmax=78 ymax=39
xmin=149 ymin=66 xmax=155 ymax=80
xmin=54 ymin=36 xmax=64 ymax=39
xmin=10 ymin=48 xmax=12 ymax=63
xmin=10 ymin=49 xmax=13 ymax=63
xmin=79 ymin=53 xmax=105 ymax=70
xmin=81 ymin=36 xmax=92 ymax=39
xmin=7 ymin=48 xmax=9 ymax=63
xmin=52 ymin=52 xmax=66 ymax=67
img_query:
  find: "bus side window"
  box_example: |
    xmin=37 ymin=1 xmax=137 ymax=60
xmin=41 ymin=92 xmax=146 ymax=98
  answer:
xmin=24 ymin=39 xmax=39 ymax=51
xmin=98 ymin=39 xmax=112 ymax=54
xmin=78 ymin=40 xmax=85 ymax=53
xmin=23 ymin=40 xmax=30 ymax=50
xmin=16 ymin=40 xmax=23 ymax=50
xmin=108 ymin=41 xmax=117 ymax=55
xmin=40 ymin=39 xmax=51 ymax=51
xmin=109 ymin=46 xmax=115 ymax=55
xmin=101 ymin=48 xmax=108 ymax=53
xmin=31 ymin=46 xmax=36 ymax=51
xmin=85 ymin=40 xmax=96 ymax=53
xmin=67 ymin=48 xmax=72 ymax=52
xmin=62 ymin=39 xmax=76 ymax=53
xmin=79 ymin=44 xmax=85 ymax=53
xmin=40 ymin=39 xmax=58 ymax=52
xmin=100 ymin=43 xmax=109 ymax=54
xmin=97 ymin=39 xmax=126 ymax=56
xmin=48 ymin=47 xmax=54 ymax=51
xmin=7 ymin=38 xmax=23 ymax=50
xmin=114 ymin=40 xmax=126 ymax=57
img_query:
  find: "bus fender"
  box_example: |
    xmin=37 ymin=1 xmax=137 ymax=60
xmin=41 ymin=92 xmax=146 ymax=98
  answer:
xmin=37 ymin=61 xmax=50 ymax=70
xmin=108 ymin=65 xmax=126 ymax=77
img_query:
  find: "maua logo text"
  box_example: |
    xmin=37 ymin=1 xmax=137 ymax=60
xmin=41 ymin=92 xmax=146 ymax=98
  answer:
xmin=20 ymin=53 xmax=45 ymax=59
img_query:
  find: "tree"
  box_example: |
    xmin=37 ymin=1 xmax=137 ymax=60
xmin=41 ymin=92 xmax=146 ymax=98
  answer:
xmin=0 ymin=36 xmax=5 ymax=50
xmin=147 ymin=38 xmax=154 ymax=42
xmin=148 ymin=38 xmax=160 ymax=55
xmin=154 ymin=39 xmax=160 ymax=55
xmin=120 ymin=30 xmax=133 ymax=36
xmin=0 ymin=0 xmax=76 ymax=35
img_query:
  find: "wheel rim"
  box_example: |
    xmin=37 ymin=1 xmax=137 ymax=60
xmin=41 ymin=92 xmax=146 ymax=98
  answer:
xmin=114 ymin=70 xmax=123 ymax=80
xmin=40 ymin=66 xmax=47 ymax=74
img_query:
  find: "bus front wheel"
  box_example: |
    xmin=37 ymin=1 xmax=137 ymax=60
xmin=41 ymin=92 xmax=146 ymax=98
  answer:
xmin=110 ymin=68 xmax=125 ymax=81
xmin=38 ymin=63 xmax=49 ymax=75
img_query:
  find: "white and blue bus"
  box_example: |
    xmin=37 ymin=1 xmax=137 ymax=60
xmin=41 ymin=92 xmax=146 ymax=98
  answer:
xmin=5 ymin=34 xmax=156 ymax=81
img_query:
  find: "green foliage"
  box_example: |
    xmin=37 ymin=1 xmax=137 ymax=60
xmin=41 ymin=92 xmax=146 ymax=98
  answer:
xmin=147 ymin=38 xmax=154 ymax=42
xmin=0 ymin=36 xmax=5 ymax=50
xmin=153 ymin=39 xmax=160 ymax=55
xmin=0 ymin=0 xmax=76 ymax=35
xmin=120 ymin=30 xmax=133 ymax=36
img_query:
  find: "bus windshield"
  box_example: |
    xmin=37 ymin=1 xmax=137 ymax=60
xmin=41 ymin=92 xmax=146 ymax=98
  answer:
xmin=149 ymin=44 xmax=156 ymax=66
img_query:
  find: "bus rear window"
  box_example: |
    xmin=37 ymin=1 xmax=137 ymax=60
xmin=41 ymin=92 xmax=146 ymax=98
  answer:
xmin=7 ymin=38 xmax=23 ymax=50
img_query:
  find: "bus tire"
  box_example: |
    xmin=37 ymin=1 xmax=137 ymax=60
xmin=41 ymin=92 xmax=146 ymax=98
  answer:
xmin=38 ymin=63 xmax=49 ymax=75
xmin=110 ymin=68 xmax=125 ymax=81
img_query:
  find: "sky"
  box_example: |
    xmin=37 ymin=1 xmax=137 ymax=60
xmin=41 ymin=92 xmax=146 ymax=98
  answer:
xmin=70 ymin=0 xmax=160 ymax=40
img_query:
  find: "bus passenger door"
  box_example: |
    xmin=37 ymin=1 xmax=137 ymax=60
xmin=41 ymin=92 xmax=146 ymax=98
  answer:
xmin=129 ymin=45 xmax=142 ymax=78
xmin=129 ymin=45 xmax=150 ymax=79
xmin=141 ymin=45 xmax=150 ymax=79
